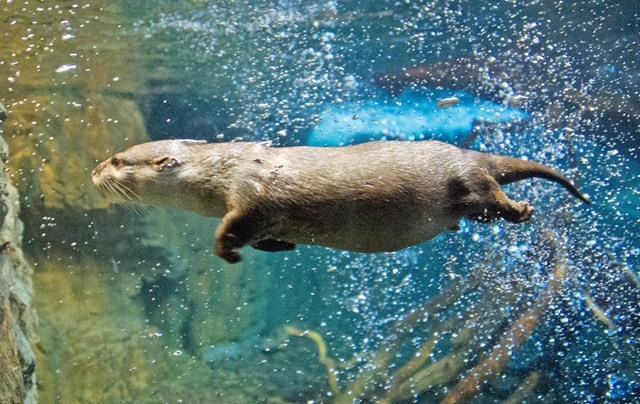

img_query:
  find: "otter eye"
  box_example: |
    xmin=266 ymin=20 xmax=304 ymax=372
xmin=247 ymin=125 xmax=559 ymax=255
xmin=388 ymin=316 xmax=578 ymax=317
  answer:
xmin=151 ymin=156 xmax=177 ymax=170
xmin=110 ymin=157 xmax=123 ymax=168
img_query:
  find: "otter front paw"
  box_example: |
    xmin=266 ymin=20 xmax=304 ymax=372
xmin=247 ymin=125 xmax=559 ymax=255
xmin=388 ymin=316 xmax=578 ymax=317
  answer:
xmin=215 ymin=233 xmax=243 ymax=263
xmin=218 ymin=249 xmax=242 ymax=264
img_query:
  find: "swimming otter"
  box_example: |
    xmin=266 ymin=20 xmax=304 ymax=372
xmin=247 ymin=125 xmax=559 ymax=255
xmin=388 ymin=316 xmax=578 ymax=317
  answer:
xmin=92 ymin=140 xmax=590 ymax=263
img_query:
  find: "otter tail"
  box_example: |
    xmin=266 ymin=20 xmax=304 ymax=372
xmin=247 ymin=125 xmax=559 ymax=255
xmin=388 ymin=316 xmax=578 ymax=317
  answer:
xmin=487 ymin=155 xmax=591 ymax=204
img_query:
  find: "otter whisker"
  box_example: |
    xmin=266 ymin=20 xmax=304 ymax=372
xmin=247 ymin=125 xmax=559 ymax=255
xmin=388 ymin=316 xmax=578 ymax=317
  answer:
xmin=95 ymin=178 xmax=149 ymax=216
xmin=111 ymin=182 xmax=135 ymax=201
xmin=100 ymin=181 xmax=119 ymax=200
xmin=125 ymin=202 xmax=149 ymax=216
xmin=106 ymin=180 xmax=130 ymax=200
xmin=115 ymin=181 xmax=142 ymax=202
xmin=106 ymin=181 xmax=127 ymax=201
xmin=108 ymin=183 xmax=151 ymax=216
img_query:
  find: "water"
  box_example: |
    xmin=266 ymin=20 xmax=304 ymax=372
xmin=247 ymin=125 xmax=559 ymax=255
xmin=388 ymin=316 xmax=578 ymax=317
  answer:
xmin=1 ymin=0 xmax=638 ymax=402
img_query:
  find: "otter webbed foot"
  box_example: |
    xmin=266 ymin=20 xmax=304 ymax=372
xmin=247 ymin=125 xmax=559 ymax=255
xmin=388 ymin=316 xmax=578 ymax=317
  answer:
xmin=251 ymin=239 xmax=296 ymax=252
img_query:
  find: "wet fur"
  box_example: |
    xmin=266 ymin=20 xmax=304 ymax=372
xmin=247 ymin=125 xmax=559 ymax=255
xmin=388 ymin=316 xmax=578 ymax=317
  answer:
xmin=92 ymin=140 xmax=590 ymax=263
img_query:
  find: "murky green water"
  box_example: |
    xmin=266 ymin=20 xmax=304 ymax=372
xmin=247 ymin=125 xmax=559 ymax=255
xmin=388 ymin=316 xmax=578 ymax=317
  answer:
xmin=1 ymin=0 xmax=638 ymax=402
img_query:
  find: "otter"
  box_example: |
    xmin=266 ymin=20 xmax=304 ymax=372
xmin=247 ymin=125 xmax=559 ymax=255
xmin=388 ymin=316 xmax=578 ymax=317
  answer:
xmin=92 ymin=140 xmax=590 ymax=263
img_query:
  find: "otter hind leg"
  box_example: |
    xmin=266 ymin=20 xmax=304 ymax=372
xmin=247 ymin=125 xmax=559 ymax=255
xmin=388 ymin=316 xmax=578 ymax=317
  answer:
xmin=251 ymin=239 xmax=296 ymax=252
xmin=466 ymin=176 xmax=535 ymax=224
xmin=482 ymin=189 xmax=535 ymax=223
xmin=499 ymin=197 xmax=534 ymax=223
xmin=214 ymin=210 xmax=266 ymax=264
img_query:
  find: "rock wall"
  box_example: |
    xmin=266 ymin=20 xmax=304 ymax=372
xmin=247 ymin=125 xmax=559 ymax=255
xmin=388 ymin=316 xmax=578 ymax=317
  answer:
xmin=6 ymin=92 xmax=149 ymax=210
xmin=0 ymin=1 xmax=151 ymax=210
xmin=0 ymin=103 xmax=38 ymax=403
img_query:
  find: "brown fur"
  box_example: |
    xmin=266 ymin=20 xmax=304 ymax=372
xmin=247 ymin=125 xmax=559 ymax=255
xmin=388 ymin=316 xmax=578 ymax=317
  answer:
xmin=92 ymin=140 xmax=590 ymax=263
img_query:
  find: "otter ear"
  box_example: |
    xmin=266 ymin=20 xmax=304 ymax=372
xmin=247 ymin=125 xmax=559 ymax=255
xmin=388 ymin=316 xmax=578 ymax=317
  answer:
xmin=151 ymin=156 xmax=178 ymax=170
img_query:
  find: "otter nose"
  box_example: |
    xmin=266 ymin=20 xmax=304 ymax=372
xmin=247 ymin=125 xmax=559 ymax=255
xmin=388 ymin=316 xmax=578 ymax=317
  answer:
xmin=92 ymin=159 xmax=110 ymax=179
xmin=92 ymin=162 xmax=103 ymax=177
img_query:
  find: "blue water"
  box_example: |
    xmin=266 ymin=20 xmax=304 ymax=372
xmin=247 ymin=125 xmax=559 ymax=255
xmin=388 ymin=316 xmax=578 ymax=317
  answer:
xmin=7 ymin=0 xmax=638 ymax=402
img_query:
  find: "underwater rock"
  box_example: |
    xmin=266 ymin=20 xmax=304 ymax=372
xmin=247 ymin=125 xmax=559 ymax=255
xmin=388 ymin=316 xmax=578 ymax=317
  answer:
xmin=13 ymin=322 xmax=36 ymax=391
xmin=0 ymin=102 xmax=7 ymax=122
xmin=0 ymin=112 xmax=38 ymax=403
xmin=307 ymin=87 xmax=528 ymax=146
xmin=0 ymin=1 xmax=151 ymax=210
xmin=203 ymin=341 xmax=245 ymax=363
xmin=139 ymin=209 xmax=272 ymax=356
xmin=33 ymin=255 xmax=225 ymax=403
xmin=4 ymin=93 xmax=150 ymax=210
xmin=0 ymin=291 xmax=24 ymax=403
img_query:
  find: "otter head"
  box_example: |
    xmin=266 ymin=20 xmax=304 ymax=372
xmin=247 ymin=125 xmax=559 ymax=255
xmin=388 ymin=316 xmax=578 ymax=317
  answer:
xmin=92 ymin=139 xmax=210 ymax=212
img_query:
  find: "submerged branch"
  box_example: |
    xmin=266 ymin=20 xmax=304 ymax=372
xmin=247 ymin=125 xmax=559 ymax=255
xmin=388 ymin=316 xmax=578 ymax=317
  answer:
xmin=285 ymin=326 xmax=340 ymax=396
xmin=440 ymin=260 xmax=566 ymax=404
xmin=335 ymin=273 xmax=484 ymax=403
xmin=582 ymin=289 xmax=616 ymax=331
xmin=386 ymin=280 xmax=523 ymax=402
xmin=503 ymin=371 xmax=540 ymax=404
xmin=284 ymin=231 xmax=568 ymax=404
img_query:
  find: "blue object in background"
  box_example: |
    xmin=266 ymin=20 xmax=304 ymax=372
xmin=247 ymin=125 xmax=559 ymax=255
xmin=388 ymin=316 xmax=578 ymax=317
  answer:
xmin=307 ymin=87 xmax=529 ymax=146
